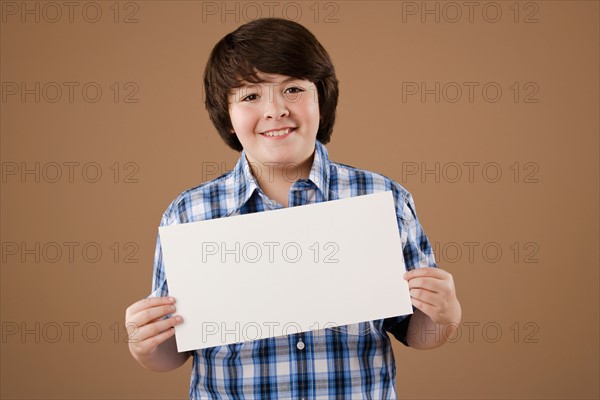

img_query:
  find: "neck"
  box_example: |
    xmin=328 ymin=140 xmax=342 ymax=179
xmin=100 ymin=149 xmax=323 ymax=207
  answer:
xmin=249 ymin=154 xmax=315 ymax=207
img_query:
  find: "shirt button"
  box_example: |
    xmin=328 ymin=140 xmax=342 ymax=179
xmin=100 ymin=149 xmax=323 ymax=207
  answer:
xmin=297 ymin=339 xmax=305 ymax=350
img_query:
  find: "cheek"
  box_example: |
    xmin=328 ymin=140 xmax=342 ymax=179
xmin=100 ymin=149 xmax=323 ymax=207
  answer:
xmin=297 ymin=95 xmax=320 ymax=125
xmin=229 ymin=107 xmax=253 ymax=131
xmin=308 ymin=105 xmax=321 ymax=131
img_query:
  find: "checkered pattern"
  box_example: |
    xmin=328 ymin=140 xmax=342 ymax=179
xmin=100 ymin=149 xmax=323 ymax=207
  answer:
xmin=151 ymin=141 xmax=437 ymax=399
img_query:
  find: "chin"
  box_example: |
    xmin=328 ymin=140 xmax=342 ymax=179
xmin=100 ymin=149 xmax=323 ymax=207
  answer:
xmin=260 ymin=149 xmax=297 ymax=162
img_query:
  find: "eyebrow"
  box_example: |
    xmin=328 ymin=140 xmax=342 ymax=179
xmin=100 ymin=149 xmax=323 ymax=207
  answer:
xmin=236 ymin=76 xmax=302 ymax=89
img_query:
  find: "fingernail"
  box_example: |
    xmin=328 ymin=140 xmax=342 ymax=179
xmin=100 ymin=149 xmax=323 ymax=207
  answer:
xmin=175 ymin=316 xmax=182 ymax=323
xmin=170 ymin=305 xmax=176 ymax=312
xmin=168 ymin=297 xmax=175 ymax=303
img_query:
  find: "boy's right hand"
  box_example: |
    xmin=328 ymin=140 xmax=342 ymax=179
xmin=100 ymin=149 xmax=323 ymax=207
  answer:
xmin=125 ymin=296 xmax=183 ymax=359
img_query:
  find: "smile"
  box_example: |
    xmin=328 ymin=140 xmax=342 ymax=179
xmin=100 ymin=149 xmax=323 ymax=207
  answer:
xmin=260 ymin=127 xmax=295 ymax=137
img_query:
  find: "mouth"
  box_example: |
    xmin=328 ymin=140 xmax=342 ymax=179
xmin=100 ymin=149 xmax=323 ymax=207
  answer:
xmin=259 ymin=127 xmax=296 ymax=138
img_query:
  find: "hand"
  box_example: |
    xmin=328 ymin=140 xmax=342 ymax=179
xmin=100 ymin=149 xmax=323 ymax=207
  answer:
xmin=125 ymin=296 xmax=183 ymax=359
xmin=403 ymin=267 xmax=461 ymax=326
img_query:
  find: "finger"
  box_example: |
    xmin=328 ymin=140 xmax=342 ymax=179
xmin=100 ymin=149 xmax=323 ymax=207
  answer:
xmin=404 ymin=267 xmax=443 ymax=279
xmin=130 ymin=304 xmax=176 ymax=327
xmin=404 ymin=267 xmax=449 ymax=280
xmin=409 ymin=288 xmax=441 ymax=308
xmin=134 ymin=316 xmax=183 ymax=343
xmin=126 ymin=296 xmax=175 ymax=317
xmin=410 ymin=297 xmax=436 ymax=316
xmin=407 ymin=276 xmax=446 ymax=293
xmin=135 ymin=325 xmax=177 ymax=353
xmin=146 ymin=313 xmax=174 ymax=324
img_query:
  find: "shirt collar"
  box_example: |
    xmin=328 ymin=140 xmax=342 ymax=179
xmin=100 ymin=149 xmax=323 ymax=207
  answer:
xmin=230 ymin=149 xmax=261 ymax=214
xmin=230 ymin=141 xmax=331 ymax=213
xmin=307 ymin=140 xmax=331 ymax=200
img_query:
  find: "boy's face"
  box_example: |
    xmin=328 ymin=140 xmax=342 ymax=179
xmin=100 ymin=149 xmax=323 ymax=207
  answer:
xmin=228 ymin=72 xmax=320 ymax=172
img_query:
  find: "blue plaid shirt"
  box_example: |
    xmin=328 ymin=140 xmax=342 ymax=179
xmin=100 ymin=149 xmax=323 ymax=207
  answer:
xmin=151 ymin=141 xmax=437 ymax=399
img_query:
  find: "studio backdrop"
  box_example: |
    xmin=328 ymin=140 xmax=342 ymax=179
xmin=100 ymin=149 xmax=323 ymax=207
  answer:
xmin=1 ymin=1 xmax=598 ymax=399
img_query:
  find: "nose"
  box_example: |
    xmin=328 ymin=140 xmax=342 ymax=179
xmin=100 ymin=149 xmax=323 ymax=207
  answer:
xmin=263 ymin=91 xmax=290 ymax=120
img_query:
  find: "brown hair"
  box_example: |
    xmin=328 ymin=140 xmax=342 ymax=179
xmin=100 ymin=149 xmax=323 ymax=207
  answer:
xmin=203 ymin=18 xmax=339 ymax=152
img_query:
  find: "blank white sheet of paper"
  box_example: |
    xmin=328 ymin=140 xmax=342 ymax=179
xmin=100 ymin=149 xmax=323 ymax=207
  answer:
xmin=159 ymin=191 xmax=413 ymax=352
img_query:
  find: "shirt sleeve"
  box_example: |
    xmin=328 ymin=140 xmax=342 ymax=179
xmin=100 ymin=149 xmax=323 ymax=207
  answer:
xmin=383 ymin=185 xmax=437 ymax=346
xmin=149 ymin=207 xmax=177 ymax=299
xmin=149 ymin=232 xmax=169 ymax=298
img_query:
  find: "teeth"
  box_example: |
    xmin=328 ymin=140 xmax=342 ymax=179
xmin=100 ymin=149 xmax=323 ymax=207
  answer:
xmin=263 ymin=128 xmax=292 ymax=137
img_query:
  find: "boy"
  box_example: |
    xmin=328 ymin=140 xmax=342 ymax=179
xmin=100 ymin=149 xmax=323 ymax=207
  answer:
xmin=125 ymin=18 xmax=461 ymax=399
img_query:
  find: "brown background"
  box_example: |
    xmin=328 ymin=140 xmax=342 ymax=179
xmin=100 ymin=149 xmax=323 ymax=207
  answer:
xmin=1 ymin=1 xmax=598 ymax=399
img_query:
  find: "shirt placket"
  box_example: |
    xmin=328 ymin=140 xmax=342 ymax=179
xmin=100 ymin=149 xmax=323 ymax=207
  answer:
xmin=290 ymin=332 xmax=311 ymax=400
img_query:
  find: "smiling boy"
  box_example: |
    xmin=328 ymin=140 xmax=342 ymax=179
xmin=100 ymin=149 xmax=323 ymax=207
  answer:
xmin=227 ymin=73 xmax=320 ymax=207
xmin=126 ymin=18 xmax=461 ymax=399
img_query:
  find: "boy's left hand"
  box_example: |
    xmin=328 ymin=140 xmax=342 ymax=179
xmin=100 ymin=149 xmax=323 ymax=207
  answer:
xmin=403 ymin=267 xmax=461 ymax=326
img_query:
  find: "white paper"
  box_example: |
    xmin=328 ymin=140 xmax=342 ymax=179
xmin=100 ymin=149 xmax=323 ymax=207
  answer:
xmin=159 ymin=191 xmax=413 ymax=352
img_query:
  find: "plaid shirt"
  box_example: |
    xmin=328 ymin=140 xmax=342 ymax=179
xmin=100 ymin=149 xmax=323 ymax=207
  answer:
xmin=151 ymin=141 xmax=437 ymax=399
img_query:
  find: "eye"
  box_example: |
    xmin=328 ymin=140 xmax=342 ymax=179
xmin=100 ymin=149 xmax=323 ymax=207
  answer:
xmin=241 ymin=93 xmax=259 ymax=102
xmin=285 ymin=86 xmax=304 ymax=94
